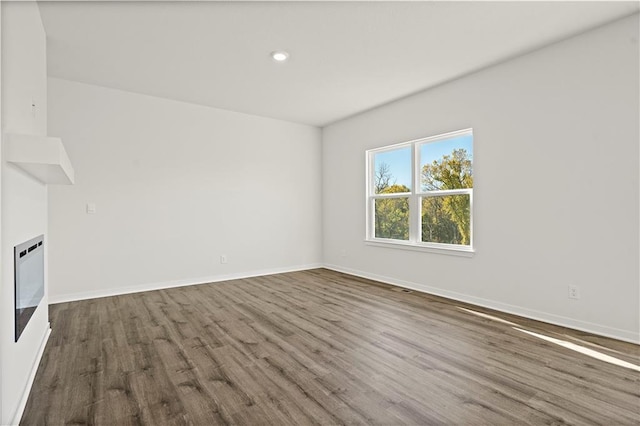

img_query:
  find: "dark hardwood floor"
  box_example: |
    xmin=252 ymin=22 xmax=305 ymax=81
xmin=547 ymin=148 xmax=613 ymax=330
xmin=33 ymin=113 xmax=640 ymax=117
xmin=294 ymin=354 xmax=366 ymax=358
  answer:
xmin=22 ymin=269 xmax=640 ymax=425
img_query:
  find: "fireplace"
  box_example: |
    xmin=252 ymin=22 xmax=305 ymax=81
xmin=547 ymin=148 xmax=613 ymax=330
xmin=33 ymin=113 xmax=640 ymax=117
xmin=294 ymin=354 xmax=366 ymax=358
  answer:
xmin=14 ymin=235 xmax=44 ymax=342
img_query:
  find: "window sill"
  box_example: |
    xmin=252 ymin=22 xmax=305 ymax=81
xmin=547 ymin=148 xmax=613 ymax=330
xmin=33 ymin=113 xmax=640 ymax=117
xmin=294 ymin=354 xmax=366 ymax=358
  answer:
xmin=364 ymin=239 xmax=475 ymax=257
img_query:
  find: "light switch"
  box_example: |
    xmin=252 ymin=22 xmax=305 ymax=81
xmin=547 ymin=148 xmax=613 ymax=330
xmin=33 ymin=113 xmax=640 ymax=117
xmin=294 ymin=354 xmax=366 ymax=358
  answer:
xmin=86 ymin=203 xmax=96 ymax=214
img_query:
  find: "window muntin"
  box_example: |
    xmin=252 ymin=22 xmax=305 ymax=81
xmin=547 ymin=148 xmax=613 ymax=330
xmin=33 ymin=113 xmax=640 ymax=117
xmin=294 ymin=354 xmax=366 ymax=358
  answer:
xmin=367 ymin=129 xmax=473 ymax=252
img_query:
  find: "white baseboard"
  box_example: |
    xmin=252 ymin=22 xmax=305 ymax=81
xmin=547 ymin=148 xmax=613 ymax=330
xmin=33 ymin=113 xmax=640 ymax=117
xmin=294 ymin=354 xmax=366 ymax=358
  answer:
xmin=49 ymin=263 xmax=323 ymax=304
xmin=10 ymin=324 xmax=51 ymax=426
xmin=323 ymin=263 xmax=640 ymax=345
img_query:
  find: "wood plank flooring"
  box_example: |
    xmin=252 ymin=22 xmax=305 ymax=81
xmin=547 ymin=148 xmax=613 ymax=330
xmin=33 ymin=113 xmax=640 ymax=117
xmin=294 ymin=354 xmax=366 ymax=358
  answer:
xmin=21 ymin=269 xmax=640 ymax=425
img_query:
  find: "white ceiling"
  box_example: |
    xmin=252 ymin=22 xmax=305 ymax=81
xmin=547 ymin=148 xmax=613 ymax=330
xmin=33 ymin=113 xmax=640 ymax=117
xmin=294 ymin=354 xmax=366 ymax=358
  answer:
xmin=38 ymin=1 xmax=639 ymax=127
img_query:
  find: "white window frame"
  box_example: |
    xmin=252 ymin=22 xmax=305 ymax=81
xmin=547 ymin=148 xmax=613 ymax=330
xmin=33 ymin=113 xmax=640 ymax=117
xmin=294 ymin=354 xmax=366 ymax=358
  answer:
xmin=365 ymin=128 xmax=474 ymax=257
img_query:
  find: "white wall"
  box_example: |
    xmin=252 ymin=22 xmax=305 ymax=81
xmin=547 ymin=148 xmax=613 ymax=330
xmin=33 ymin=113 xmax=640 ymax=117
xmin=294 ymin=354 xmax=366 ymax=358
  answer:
xmin=323 ymin=15 xmax=639 ymax=343
xmin=1 ymin=2 xmax=50 ymax=424
xmin=48 ymin=78 xmax=322 ymax=302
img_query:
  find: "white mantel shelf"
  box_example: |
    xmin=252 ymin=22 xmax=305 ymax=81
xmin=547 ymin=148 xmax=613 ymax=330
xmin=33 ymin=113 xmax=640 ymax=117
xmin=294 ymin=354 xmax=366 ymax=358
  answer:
xmin=4 ymin=133 xmax=75 ymax=185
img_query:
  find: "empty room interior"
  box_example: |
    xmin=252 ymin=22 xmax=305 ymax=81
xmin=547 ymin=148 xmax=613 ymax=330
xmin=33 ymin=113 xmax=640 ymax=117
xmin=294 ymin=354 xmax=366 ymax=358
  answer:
xmin=1 ymin=1 xmax=639 ymax=424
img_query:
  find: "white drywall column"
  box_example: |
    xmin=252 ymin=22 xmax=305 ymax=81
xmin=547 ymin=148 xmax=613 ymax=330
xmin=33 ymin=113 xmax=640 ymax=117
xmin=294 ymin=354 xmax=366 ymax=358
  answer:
xmin=1 ymin=2 xmax=50 ymax=424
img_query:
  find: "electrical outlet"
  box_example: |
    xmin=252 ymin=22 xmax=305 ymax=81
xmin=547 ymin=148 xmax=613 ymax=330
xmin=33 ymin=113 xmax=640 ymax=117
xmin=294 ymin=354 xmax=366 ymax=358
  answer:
xmin=220 ymin=255 xmax=228 ymax=264
xmin=340 ymin=249 xmax=347 ymax=257
xmin=568 ymin=285 xmax=580 ymax=300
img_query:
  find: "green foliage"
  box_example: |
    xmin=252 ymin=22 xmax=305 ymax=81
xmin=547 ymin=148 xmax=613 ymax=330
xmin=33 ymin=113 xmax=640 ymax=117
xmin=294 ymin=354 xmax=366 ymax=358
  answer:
xmin=421 ymin=149 xmax=473 ymax=245
xmin=422 ymin=195 xmax=470 ymax=245
xmin=373 ymin=149 xmax=473 ymax=245
xmin=380 ymin=184 xmax=411 ymax=195
xmin=375 ymin=183 xmax=410 ymax=240
xmin=421 ymin=149 xmax=473 ymax=191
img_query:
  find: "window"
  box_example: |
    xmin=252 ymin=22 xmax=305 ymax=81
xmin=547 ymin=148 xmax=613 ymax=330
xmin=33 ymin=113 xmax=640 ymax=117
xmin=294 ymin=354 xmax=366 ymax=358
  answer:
xmin=366 ymin=129 xmax=473 ymax=254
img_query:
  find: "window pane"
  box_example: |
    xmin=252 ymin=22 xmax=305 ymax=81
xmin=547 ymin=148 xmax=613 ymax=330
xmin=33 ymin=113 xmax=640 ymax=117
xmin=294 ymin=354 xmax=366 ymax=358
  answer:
xmin=421 ymin=194 xmax=471 ymax=245
xmin=375 ymin=197 xmax=409 ymax=240
xmin=373 ymin=147 xmax=411 ymax=194
xmin=420 ymin=134 xmax=473 ymax=191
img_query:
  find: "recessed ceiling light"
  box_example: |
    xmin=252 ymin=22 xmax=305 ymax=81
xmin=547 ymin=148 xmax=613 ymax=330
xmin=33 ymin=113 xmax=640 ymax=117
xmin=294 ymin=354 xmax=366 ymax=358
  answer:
xmin=271 ymin=51 xmax=290 ymax=62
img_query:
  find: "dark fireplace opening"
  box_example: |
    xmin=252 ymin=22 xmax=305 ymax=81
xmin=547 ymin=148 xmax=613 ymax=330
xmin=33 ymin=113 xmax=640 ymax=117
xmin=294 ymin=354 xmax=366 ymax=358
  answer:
xmin=14 ymin=235 xmax=44 ymax=342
